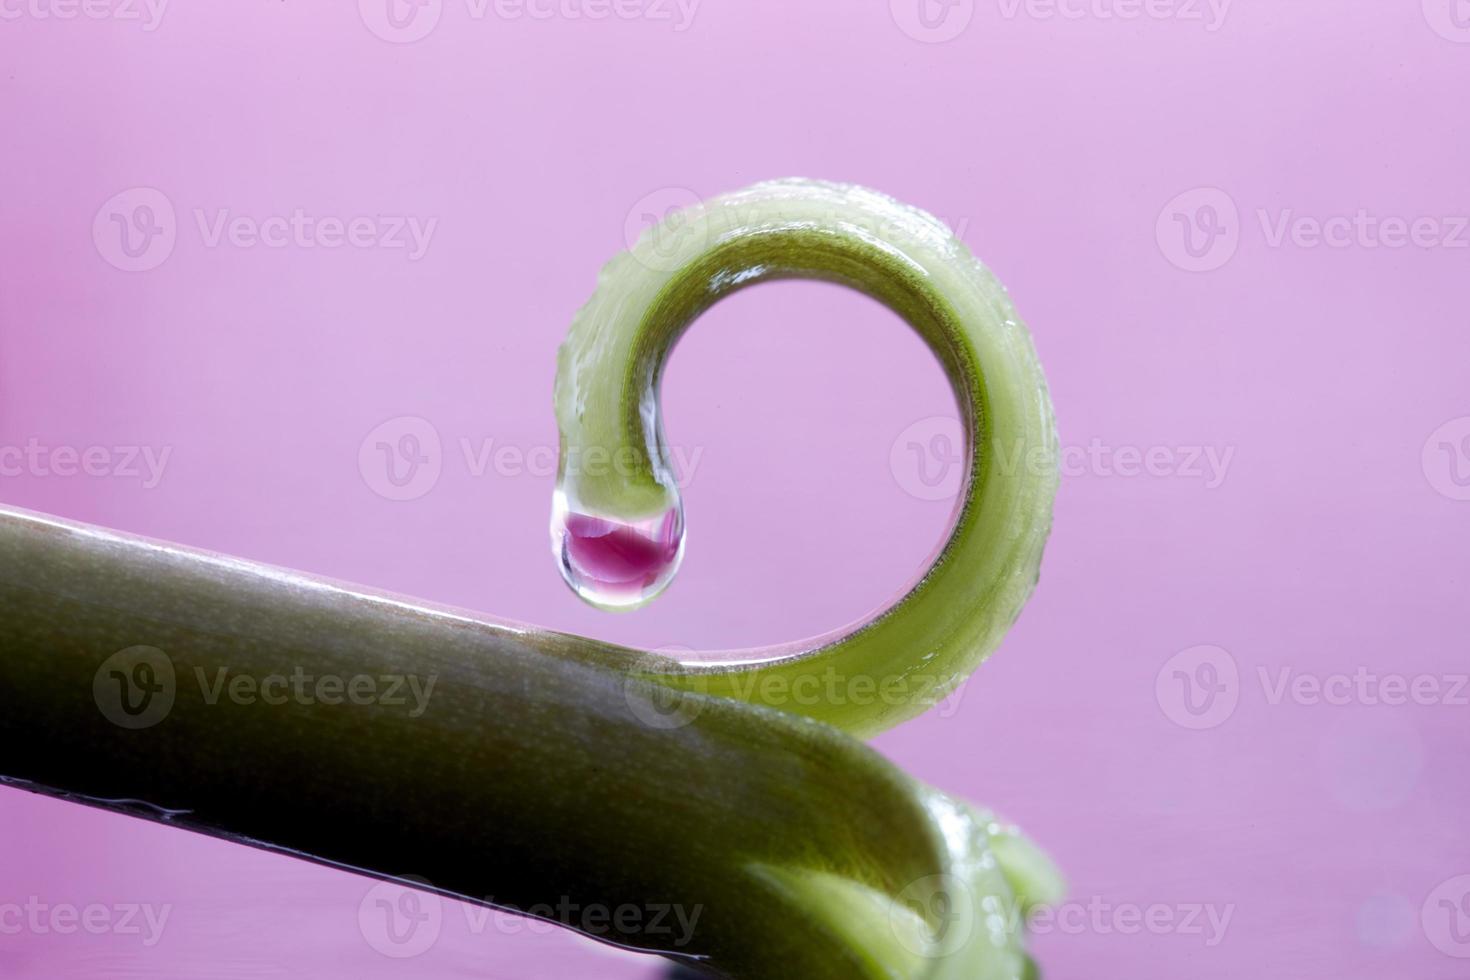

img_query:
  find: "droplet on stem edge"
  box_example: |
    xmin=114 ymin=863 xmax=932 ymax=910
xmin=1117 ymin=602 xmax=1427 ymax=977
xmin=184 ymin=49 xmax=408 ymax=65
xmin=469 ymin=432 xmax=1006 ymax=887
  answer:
xmin=551 ymin=489 xmax=684 ymax=611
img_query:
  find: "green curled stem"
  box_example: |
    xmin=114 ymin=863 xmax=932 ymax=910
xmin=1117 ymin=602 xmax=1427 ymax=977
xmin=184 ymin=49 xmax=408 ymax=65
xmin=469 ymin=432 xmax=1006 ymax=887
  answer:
xmin=556 ymin=179 xmax=1059 ymax=736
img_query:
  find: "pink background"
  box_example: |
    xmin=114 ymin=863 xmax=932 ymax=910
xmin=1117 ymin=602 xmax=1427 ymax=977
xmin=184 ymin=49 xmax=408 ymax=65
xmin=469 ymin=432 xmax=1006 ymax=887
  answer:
xmin=2 ymin=1 xmax=1468 ymax=976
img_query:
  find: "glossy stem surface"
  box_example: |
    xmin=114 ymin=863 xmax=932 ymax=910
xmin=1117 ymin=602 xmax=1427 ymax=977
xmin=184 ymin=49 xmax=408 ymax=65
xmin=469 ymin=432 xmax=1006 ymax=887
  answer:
xmin=0 ymin=505 xmax=1056 ymax=979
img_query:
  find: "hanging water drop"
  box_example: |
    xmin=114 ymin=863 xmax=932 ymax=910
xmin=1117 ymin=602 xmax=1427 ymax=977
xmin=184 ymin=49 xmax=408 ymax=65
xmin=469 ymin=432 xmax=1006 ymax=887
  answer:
xmin=551 ymin=488 xmax=684 ymax=610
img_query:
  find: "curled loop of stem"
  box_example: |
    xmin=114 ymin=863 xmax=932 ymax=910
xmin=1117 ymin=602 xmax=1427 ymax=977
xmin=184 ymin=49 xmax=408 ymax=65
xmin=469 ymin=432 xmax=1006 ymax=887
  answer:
xmin=556 ymin=179 xmax=1059 ymax=736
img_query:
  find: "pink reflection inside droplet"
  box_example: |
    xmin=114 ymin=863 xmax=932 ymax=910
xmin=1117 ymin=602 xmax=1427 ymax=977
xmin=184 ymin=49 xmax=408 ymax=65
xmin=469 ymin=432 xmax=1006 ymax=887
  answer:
xmin=552 ymin=499 xmax=684 ymax=609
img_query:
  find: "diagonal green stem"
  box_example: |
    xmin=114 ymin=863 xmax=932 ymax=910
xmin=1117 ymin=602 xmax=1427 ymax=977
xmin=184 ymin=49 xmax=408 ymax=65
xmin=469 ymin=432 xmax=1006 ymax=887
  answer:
xmin=0 ymin=505 xmax=1058 ymax=978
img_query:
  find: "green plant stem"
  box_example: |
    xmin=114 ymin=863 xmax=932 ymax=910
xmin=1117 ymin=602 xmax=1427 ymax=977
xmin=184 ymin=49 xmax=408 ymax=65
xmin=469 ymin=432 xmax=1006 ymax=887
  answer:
xmin=0 ymin=505 xmax=1057 ymax=978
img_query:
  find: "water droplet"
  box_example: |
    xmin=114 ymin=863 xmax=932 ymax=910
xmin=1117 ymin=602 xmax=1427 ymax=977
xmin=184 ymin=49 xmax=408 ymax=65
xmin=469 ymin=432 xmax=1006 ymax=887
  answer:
xmin=551 ymin=490 xmax=684 ymax=610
